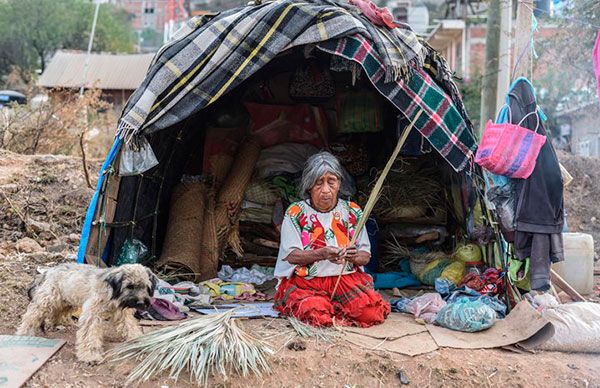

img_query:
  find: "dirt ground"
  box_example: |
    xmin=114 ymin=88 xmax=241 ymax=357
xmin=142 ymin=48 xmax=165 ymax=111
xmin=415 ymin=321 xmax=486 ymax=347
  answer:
xmin=1 ymin=149 xmax=599 ymax=387
xmin=558 ymin=150 xmax=600 ymax=258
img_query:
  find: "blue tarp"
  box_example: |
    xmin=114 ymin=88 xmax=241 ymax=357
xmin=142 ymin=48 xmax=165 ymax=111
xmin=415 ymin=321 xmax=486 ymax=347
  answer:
xmin=77 ymin=139 xmax=121 ymax=264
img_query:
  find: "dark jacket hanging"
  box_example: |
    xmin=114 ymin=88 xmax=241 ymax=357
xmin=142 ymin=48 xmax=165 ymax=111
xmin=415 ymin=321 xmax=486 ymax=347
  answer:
xmin=507 ymin=79 xmax=564 ymax=235
xmin=507 ymin=79 xmax=565 ymax=291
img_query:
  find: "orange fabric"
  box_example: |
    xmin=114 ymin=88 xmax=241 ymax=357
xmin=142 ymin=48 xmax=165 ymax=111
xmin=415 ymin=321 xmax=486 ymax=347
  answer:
xmin=274 ymin=271 xmax=390 ymax=327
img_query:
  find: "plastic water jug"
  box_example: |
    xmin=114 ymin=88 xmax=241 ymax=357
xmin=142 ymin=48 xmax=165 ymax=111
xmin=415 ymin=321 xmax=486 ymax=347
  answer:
xmin=552 ymin=233 xmax=594 ymax=295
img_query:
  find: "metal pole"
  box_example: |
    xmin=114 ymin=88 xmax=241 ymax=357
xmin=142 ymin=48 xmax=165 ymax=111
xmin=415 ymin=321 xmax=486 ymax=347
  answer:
xmin=80 ymin=0 xmax=101 ymax=96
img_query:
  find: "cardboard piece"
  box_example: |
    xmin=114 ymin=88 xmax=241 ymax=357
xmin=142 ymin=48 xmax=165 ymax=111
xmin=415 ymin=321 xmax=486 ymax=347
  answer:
xmin=0 ymin=335 xmax=65 ymax=387
xmin=341 ymin=312 xmax=427 ymax=340
xmin=344 ymin=331 xmax=439 ymax=357
xmin=426 ymin=300 xmax=554 ymax=349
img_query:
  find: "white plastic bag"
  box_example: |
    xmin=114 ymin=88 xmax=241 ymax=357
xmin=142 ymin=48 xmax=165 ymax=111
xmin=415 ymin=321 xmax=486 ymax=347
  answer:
xmin=119 ymin=137 xmax=159 ymax=176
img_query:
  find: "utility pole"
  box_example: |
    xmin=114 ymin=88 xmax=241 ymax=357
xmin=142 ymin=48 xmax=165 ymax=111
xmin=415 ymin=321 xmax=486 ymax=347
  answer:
xmin=496 ymin=0 xmax=512 ymax=112
xmin=514 ymin=0 xmax=534 ymax=79
xmin=80 ymin=0 xmax=101 ymax=97
xmin=479 ymin=0 xmax=501 ymax=135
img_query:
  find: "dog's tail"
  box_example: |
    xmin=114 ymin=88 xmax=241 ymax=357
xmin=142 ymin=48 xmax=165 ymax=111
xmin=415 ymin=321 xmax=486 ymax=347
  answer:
xmin=27 ymin=272 xmax=47 ymax=301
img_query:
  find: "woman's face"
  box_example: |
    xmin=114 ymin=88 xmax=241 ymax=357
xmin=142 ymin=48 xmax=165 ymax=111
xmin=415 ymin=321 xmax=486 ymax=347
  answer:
xmin=309 ymin=172 xmax=340 ymax=212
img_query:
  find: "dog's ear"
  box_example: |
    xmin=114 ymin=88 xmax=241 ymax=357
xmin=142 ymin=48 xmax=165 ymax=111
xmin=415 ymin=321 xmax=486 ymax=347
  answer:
xmin=146 ymin=268 xmax=158 ymax=295
xmin=104 ymin=270 xmax=123 ymax=300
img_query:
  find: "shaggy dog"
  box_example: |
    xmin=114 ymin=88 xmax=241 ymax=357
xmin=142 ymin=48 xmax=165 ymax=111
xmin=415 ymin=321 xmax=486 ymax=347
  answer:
xmin=16 ymin=263 xmax=157 ymax=364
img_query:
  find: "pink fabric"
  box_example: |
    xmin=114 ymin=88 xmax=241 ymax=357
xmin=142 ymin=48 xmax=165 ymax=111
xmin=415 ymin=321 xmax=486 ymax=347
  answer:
xmin=593 ymin=31 xmax=600 ymax=110
xmin=475 ymin=119 xmax=546 ymax=179
xmin=348 ymin=0 xmax=397 ymax=29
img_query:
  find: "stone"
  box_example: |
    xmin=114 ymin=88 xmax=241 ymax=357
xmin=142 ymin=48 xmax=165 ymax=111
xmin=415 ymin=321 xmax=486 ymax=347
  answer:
xmin=29 ymin=252 xmax=50 ymax=261
xmin=0 ymin=184 xmax=18 ymax=193
xmin=47 ymin=243 xmax=68 ymax=253
xmin=28 ymin=219 xmax=52 ymax=234
xmin=67 ymin=233 xmax=80 ymax=243
xmin=16 ymin=237 xmax=44 ymax=253
xmin=38 ymin=231 xmax=53 ymax=241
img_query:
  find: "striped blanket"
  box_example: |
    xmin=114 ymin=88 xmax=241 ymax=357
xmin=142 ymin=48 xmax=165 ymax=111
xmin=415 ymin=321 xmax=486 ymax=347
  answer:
xmin=317 ymin=35 xmax=476 ymax=171
xmin=116 ymin=0 xmax=475 ymax=171
xmin=117 ymin=0 xmax=424 ymax=144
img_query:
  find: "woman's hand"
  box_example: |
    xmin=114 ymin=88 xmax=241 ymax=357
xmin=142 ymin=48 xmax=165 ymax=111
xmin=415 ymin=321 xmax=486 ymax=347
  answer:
xmin=340 ymin=246 xmax=370 ymax=266
xmin=318 ymin=246 xmax=343 ymax=262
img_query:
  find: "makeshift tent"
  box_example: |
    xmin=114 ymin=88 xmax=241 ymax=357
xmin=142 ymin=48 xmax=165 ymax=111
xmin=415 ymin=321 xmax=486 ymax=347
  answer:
xmin=77 ymin=0 xmax=503 ymax=292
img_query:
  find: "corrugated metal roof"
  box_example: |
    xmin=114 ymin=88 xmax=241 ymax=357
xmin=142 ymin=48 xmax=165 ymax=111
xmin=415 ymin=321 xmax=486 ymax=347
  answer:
xmin=38 ymin=50 xmax=155 ymax=90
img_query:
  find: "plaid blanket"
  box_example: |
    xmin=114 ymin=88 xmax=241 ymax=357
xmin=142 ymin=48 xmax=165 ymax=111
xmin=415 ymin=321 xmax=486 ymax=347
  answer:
xmin=117 ymin=0 xmax=424 ymax=145
xmin=317 ymin=35 xmax=476 ymax=171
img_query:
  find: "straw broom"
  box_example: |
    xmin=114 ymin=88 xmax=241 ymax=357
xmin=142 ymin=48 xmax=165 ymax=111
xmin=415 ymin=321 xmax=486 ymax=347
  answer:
xmin=330 ymin=109 xmax=424 ymax=300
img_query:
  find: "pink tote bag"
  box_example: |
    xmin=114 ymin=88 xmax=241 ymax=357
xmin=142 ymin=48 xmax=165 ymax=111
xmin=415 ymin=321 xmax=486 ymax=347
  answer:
xmin=475 ymin=110 xmax=546 ymax=179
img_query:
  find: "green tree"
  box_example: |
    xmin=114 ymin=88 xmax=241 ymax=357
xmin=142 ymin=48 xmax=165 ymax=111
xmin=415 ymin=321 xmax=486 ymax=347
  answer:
xmin=0 ymin=0 xmax=136 ymax=82
xmin=458 ymin=73 xmax=483 ymax=130
xmin=535 ymin=0 xmax=600 ymax=128
xmin=140 ymin=28 xmax=164 ymax=49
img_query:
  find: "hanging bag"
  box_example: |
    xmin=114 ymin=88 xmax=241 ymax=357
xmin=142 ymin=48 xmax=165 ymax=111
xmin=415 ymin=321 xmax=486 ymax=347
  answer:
xmin=475 ymin=108 xmax=546 ymax=179
xmin=289 ymin=60 xmax=335 ymax=103
xmin=336 ymin=91 xmax=382 ymax=133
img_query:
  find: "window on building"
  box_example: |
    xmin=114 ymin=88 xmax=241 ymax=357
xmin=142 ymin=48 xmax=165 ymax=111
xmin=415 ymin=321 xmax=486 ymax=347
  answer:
xmin=144 ymin=7 xmax=155 ymax=14
xmin=578 ymin=140 xmax=591 ymax=157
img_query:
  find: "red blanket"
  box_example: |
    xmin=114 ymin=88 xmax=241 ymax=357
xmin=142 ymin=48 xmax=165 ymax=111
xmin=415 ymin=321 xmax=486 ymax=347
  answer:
xmin=274 ymin=271 xmax=390 ymax=327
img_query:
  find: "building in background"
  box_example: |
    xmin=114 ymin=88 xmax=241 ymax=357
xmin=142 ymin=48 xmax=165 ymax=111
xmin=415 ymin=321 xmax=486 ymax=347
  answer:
xmin=556 ymin=103 xmax=600 ymax=157
xmin=107 ymin=0 xmax=188 ymax=51
xmin=188 ymin=0 xmax=247 ymax=15
xmin=38 ymin=51 xmax=154 ymax=112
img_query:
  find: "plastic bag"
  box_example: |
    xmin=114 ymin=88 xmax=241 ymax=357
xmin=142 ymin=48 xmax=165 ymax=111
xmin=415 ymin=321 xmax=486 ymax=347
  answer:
xmin=405 ymin=293 xmax=447 ymax=324
xmin=484 ymin=172 xmax=516 ymax=234
xmin=508 ymin=258 xmax=531 ymax=291
xmin=452 ymin=244 xmax=482 ymax=263
xmin=439 ymin=261 xmax=465 ymax=285
xmin=417 ymin=259 xmax=465 ymax=286
xmin=116 ymin=239 xmax=149 ymax=266
xmin=435 ymin=297 xmax=496 ymax=332
xmin=418 ymin=258 xmax=451 ymax=285
xmin=119 ymin=137 xmax=159 ymax=176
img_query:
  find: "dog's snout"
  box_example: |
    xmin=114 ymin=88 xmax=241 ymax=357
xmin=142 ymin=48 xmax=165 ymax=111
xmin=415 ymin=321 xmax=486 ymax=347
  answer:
xmin=137 ymin=298 xmax=151 ymax=308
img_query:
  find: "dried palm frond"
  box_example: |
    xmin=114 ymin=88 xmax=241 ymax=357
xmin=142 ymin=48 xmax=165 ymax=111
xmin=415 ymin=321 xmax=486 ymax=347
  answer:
xmin=288 ymin=317 xmax=340 ymax=343
xmin=379 ymin=235 xmax=411 ymax=271
xmin=108 ymin=310 xmax=272 ymax=386
xmin=382 ymin=235 xmax=410 ymax=259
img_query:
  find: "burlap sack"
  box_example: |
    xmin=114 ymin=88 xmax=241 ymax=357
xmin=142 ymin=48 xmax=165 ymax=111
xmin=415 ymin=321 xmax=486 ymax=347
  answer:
xmin=156 ymin=182 xmax=207 ymax=280
xmin=215 ymin=138 xmax=261 ymax=254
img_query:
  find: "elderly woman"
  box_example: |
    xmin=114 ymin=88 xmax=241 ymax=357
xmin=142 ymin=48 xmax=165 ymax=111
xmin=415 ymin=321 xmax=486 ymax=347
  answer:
xmin=273 ymin=151 xmax=390 ymax=327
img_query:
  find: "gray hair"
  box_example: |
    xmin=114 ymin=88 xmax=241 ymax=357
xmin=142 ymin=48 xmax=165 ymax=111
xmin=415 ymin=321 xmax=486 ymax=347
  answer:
xmin=299 ymin=151 xmax=344 ymax=199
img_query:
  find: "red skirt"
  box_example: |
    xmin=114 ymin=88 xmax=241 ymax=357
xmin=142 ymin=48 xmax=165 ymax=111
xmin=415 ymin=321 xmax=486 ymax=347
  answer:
xmin=274 ymin=271 xmax=390 ymax=327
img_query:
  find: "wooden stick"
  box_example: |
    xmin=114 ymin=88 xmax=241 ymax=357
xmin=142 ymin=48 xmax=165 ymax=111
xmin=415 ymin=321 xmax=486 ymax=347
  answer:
xmin=550 ymin=269 xmax=585 ymax=302
xmin=330 ymin=110 xmax=424 ymax=300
